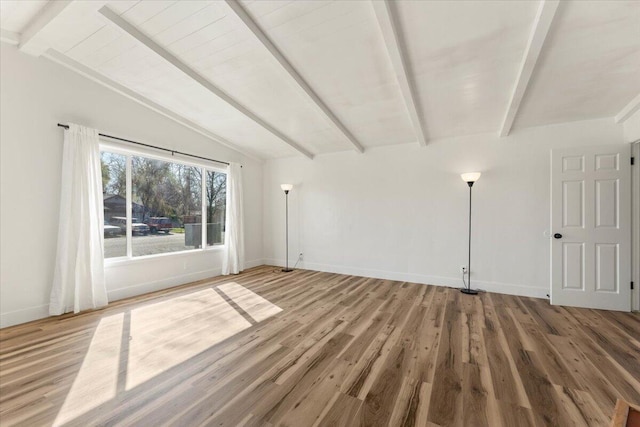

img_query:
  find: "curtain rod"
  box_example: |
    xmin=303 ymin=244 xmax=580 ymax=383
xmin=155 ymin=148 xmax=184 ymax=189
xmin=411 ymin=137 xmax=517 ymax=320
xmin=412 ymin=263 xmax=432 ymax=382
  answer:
xmin=57 ymin=123 xmax=232 ymax=166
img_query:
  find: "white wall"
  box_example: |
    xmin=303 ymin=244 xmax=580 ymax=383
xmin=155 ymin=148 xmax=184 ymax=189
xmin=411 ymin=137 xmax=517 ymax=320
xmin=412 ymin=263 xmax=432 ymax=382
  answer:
xmin=1 ymin=41 xmax=635 ymax=328
xmin=0 ymin=45 xmax=263 ymax=327
xmin=263 ymin=118 xmax=627 ymax=299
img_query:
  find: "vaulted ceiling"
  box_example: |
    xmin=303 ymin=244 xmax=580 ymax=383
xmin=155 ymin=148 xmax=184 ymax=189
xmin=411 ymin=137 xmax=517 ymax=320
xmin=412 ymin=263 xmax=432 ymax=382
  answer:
xmin=2 ymin=0 xmax=639 ymax=160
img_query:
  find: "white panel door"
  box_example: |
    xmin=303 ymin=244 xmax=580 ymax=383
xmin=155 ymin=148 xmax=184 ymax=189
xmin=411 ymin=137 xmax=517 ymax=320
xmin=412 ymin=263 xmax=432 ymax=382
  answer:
xmin=551 ymin=146 xmax=631 ymax=311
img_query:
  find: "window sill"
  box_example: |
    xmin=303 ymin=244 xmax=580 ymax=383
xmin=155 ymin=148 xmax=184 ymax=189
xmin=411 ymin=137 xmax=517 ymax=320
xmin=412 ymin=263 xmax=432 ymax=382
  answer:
xmin=105 ymin=245 xmax=225 ymax=267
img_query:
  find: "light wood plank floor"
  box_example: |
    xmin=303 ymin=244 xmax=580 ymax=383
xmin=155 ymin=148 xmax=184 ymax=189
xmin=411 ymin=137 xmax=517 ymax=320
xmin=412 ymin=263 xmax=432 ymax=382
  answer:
xmin=1 ymin=266 xmax=639 ymax=426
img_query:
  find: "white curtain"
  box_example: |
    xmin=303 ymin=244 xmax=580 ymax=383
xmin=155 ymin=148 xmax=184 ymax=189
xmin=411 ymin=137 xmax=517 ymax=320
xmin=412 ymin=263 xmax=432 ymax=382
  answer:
xmin=49 ymin=124 xmax=108 ymax=315
xmin=222 ymin=163 xmax=245 ymax=275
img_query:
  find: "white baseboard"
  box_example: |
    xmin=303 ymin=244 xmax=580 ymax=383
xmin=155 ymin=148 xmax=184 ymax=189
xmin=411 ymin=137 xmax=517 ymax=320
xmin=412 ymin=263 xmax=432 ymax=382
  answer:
xmin=244 ymin=258 xmax=265 ymax=269
xmin=107 ymin=267 xmax=222 ymax=301
xmin=0 ymin=304 xmax=50 ymax=328
xmin=264 ymin=258 xmax=547 ymax=299
xmin=0 ymin=258 xmax=549 ymax=329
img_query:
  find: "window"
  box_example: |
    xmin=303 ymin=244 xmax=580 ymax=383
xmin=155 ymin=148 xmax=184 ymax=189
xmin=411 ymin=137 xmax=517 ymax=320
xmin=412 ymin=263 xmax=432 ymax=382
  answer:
xmin=100 ymin=148 xmax=227 ymax=260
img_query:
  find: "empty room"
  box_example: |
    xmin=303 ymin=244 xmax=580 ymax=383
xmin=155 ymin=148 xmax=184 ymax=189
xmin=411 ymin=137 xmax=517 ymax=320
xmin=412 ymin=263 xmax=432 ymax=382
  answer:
xmin=1 ymin=0 xmax=640 ymax=426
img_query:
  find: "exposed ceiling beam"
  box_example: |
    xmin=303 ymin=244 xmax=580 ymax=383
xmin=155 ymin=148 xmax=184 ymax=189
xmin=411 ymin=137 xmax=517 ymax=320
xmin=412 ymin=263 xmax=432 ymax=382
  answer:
xmin=99 ymin=6 xmax=314 ymax=160
xmin=18 ymin=0 xmax=75 ymax=55
xmin=499 ymin=0 xmax=559 ymax=137
xmin=43 ymin=49 xmax=264 ymax=163
xmin=371 ymin=0 xmax=427 ymax=147
xmin=1 ymin=29 xmax=20 ymax=45
xmin=615 ymin=93 xmax=640 ymax=124
xmin=224 ymin=0 xmax=364 ymax=154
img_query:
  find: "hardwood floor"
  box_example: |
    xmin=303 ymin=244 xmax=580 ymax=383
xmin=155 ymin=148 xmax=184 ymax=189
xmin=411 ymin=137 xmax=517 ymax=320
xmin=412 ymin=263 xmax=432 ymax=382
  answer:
xmin=1 ymin=266 xmax=639 ymax=426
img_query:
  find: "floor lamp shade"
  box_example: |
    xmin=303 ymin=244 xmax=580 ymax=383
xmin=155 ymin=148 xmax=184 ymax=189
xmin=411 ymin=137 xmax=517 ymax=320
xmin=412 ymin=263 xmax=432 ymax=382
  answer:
xmin=461 ymin=172 xmax=481 ymax=184
xmin=461 ymin=173 xmax=479 ymax=295
xmin=281 ymin=184 xmax=293 ymax=272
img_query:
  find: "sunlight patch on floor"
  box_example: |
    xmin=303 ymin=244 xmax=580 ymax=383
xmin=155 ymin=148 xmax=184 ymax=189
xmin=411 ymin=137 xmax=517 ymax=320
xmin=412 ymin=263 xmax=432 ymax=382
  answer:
xmin=54 ymin=283 xmax=282 ymax=425
xmin=54 ymin=313 xmax=124 ymax=426
xmin=126 ymin=287 xmax=254 ymax=389
xmin=218 ymin=282 xmax=283 ymax=322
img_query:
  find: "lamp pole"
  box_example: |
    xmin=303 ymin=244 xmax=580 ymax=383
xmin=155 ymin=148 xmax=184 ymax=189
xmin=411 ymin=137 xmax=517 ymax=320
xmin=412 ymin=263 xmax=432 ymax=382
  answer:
xmin=460 ymin=173 xmax=480 ymax=295
xmin=281 ymin=184 xmax=293 ymax=272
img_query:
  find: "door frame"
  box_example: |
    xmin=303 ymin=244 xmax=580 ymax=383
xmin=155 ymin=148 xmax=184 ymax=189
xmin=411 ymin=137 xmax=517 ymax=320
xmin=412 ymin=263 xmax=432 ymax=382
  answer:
xmin=632 ymin=142 xmax=639 ymax=311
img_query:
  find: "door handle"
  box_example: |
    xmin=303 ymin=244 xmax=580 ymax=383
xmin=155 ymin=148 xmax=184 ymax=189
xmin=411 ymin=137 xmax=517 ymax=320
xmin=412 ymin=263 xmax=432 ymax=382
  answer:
xmin=553 ymin=233 xmax=563 ymax=239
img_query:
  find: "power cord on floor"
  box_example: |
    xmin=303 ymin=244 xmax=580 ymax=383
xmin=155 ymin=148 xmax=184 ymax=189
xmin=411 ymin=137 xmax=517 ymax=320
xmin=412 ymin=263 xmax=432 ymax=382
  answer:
xmin=272 ymin=253 xmax=303 ymax=274
xmin=462 ymin=269 xmax=484 ymax=293
xmin=292 ymin=254 xmax=302 ymax=270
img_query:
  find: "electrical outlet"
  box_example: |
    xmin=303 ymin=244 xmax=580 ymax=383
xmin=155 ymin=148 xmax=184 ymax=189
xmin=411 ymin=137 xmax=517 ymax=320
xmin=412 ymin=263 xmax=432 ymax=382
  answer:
xmin=299 ymin=253 xmax=304 ymax=261
xmin=461 ymin=266 xmax=468 ymax=274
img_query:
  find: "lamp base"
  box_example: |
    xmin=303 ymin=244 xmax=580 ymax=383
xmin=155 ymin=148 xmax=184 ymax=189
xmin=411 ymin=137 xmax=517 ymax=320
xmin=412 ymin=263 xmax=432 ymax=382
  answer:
xmin=282 ymin=268 xmax=294 ymax=273
xmin=460 ymin=288 xmax=478 ymax=295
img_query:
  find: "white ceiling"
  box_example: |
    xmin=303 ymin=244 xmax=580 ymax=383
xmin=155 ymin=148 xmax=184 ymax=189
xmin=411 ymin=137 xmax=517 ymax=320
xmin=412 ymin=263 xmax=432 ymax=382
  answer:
xmin=2 ymin=0 xmax=639 ymax=160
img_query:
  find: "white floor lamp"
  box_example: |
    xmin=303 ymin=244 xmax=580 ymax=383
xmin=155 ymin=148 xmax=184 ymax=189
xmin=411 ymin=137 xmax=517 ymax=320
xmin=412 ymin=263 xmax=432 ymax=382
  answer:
xmin=281 ymin=184 xmax=294 ymax=272
xmin=460 ymin=172 xmax=481 ymax=295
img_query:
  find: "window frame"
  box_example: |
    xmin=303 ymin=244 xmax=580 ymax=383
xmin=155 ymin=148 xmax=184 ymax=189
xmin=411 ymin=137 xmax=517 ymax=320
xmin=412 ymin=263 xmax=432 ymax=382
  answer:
xmin=100 ymin=139 xmax=228 ymax=265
